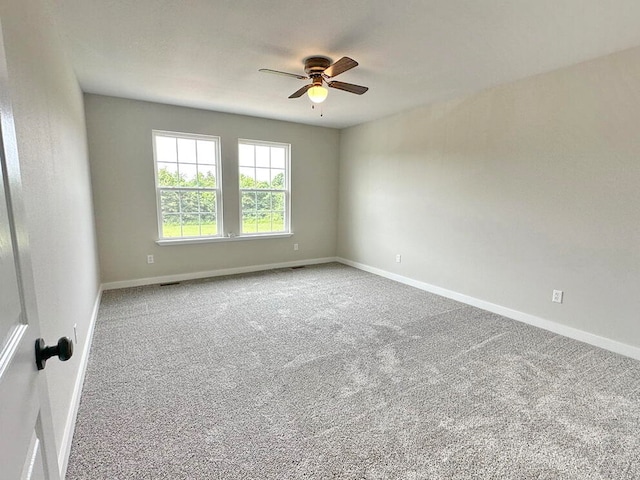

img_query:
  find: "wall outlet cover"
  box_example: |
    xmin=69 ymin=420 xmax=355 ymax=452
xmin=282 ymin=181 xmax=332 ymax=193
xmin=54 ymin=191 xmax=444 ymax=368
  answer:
xmin=552 ymin=290 xmax=563 ymax=303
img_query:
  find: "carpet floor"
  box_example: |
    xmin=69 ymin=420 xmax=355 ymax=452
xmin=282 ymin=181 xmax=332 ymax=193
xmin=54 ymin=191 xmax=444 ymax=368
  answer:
xmin=66 ymin=263 xmax=640 ymax=479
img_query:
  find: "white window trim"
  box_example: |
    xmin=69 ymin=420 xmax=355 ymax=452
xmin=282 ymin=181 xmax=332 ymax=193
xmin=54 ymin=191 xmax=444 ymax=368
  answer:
xmin=155 ymin=232 xmax=293 ymax=246
xmin=237 ymin=138 xmax=291 ymax=237
xmin=152 ymin=129 xmax=223 ymax=240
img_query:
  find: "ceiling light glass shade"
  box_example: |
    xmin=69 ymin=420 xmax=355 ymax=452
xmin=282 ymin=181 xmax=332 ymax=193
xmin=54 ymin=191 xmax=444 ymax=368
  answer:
xmin=307 ymin=85 xmax=328 ymax=103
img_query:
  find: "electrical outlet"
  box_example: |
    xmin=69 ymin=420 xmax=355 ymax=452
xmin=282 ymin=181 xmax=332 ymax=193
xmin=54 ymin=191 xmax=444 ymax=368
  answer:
xmin=396 ymin=254 xmax=402 ymax=263
xmin=147 ymin=255 xmax=154 ymax=264
xmin=552 ymin=290 xmax=563 ymax=303
xmin=293 ymin=243 xmax=299 ymax=251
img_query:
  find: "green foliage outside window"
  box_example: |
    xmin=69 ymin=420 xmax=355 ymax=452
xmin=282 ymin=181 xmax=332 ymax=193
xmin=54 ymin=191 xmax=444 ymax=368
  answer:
xmin=240 ymin=171 xmax=286 ymax=233
xmin=159 ymin=167 xmax=218 ymax=237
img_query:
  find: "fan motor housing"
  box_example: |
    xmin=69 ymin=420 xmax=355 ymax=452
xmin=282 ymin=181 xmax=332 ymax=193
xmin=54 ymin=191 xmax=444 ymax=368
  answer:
xmin=304 ymin=56 xmax=331 ymax=75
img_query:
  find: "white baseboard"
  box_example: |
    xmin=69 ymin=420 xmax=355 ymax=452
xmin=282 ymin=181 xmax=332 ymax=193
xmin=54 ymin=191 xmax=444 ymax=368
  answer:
xmin=336 ymin=257 xmax=640 ymax=362
xmin=101 ymin=257 xmax=339 ymax=290
xmin=58 ymin=285 xmax=103 ymax=479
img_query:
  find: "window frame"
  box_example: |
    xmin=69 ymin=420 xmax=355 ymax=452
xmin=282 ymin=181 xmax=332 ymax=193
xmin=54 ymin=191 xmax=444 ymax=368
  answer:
xmin=152 ymin=129 xmax=223 ymax=240
xmin=237 ymin=138 xmax=291 ymax=237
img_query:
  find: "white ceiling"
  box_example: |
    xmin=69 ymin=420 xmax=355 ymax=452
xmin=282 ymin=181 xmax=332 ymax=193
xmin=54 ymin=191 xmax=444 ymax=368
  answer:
xmin=52 ymin=0 xmax=640 ymax=129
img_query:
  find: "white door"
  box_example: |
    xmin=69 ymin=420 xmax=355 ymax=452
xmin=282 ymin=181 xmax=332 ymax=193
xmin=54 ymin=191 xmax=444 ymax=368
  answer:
xmin=0 ymin=21 xmax=60 ymax=480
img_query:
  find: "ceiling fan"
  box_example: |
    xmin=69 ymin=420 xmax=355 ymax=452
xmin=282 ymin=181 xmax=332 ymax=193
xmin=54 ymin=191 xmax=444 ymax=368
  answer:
xmin=259 ymin=56 xmax=368 ymax=104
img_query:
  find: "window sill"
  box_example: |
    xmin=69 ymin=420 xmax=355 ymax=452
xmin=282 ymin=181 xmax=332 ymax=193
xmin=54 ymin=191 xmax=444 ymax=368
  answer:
xmin=155 ymin=232 xmax=293 ymax=246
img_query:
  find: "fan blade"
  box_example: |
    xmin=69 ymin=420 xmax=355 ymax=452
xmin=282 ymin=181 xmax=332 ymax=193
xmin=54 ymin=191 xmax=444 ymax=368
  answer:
xmin=259 ymin=68 xmax=308 ymax=80
xmin=327 ymin=81 xmax=368 ymax=95
xmin=289 ymin=84 xmax=312 ymax=98
xmin=324 ymin=57 xmax=358 ymax=78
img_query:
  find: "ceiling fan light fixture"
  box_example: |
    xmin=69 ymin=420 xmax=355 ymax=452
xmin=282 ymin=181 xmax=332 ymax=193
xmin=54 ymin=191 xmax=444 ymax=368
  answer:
xmin=307 ymin=85 xmax=328 ymax=103
xmin=260 ymin=56 xmax=367 ymax=103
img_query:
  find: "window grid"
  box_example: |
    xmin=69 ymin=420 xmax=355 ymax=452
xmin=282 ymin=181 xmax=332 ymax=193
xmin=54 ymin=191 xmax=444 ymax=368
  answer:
xmin=238 ymin=140 xmax=290 ymax=235
xmin=153 ymin=131 xmax=222 ymax=239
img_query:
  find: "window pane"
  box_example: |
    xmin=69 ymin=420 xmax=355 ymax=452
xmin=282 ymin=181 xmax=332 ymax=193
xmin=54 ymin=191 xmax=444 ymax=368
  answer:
xmin=272 ymin=211 xmax=285 ymax=231
xmin=272 ymin=192 xmax=285 ymax=212
xmin=242 ymin=212 xmax=258 ymax=233
xmin=256 ymin=146 xmax=270 ymax=168
xmin=201 ymin=214 xmax=217 ymax=235
xmin=255 ymin=168 xmax=270 ymax=187
xmin=157 ymin=163 xmax=179 ymax=187
xmin=239 ymin=143 xmax=254 ymax=167
xmin=257 ymin=212 xmax=273 ymax=233
xmin=239 ymin=167 xmax=255 ymax=187
xmin=200 ymin=192 xmax=216 ymax=212
xmin=241 ymin=191 xmax=257 ymax=211
xmin=270 ymin=169 xmax=285 ymax=189
xmin=271 ymin=147 xmax=285 ymax=169
xmin=180 ymin=191 xmax=199 ymax=213
xmin=160 ymin=190 xmax=180 ymax=215
xmin=181 ymin=214 xmax=200 ymax=236
xmin=155 ymin=136 xmax=177 ymax=163
xmin=196 ymin=140 xmax=216 ymax=165
xmin=162 ymin=214 xmax=182 ymax=237
xmin=256 ymin=191 xmax=271 ymax=212
xmin=177 ymin=138 xmax=196 ymax=164
xmin=197 ymin=165 xmax=216 ymax=187
xmin=178 ymin=163 xmax=197 ymax=186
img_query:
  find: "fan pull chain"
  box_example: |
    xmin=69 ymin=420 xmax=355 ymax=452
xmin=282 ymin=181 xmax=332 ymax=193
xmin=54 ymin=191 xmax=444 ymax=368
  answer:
xmin=311 ymin=104 xmax=324 ymax=117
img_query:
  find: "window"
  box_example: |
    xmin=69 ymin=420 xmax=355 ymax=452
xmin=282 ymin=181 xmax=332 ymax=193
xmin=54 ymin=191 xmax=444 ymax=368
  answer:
xmin=153 ymin=131 xmax=222 ymax=239
xmin=239 ymin=139 xmax=290 ymax=235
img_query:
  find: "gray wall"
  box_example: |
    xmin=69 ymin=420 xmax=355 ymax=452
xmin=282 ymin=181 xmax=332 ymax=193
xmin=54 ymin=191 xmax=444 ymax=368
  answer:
xmin=84 ymin=95 xmax=340 ymax=284
xmin=0 ymin=0 xmax=100 ymax=461
xmin=338 ymin=47 xmax=640 ymax=350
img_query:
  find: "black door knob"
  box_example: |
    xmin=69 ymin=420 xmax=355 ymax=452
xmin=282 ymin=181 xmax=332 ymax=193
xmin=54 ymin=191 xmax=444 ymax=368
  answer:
xmin=35 ymin=337 xmax=74 ymax=370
